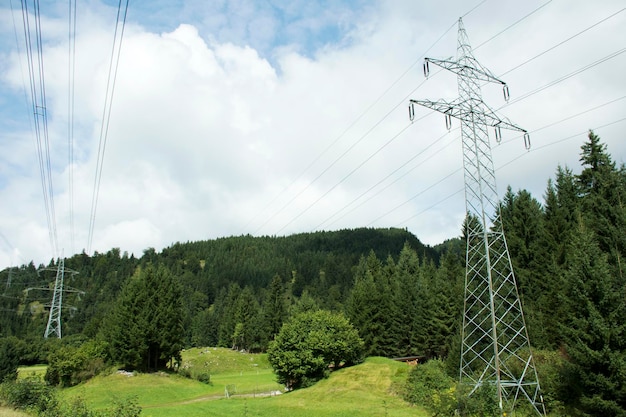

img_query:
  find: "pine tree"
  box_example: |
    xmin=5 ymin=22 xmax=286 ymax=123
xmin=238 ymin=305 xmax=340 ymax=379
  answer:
xmin=101 ymin=265 xmax=184 ymax=371
xmin=559 ymin=222 xmax=626 ymax=416
xmin=232 ymin=286 xmax=261 ymax=351
xmin=217 ymin=283 xmax=241 ymax=347
xmin=392 ymin=243 xmax=424 ymax=357
xmin=499 ymin=187 xmax=551 ymax=347
xmin=577 ymin=131 xmax=626 ymax=279
xmin=262 ymin=275 xmax=287 ymax=344
xmin=345 ymin=253 xmax=383 ymax=356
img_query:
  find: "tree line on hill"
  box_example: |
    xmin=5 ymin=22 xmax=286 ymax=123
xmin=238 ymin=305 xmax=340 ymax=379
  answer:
xmin=0 ymin=131 xmax=624 ymax=416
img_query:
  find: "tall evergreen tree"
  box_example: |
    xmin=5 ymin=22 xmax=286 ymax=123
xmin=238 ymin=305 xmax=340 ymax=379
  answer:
xmin=559 ymin=222 xmax=626 ymax=417
xmin=499 ymin=187 xmax=551 ymax=348
xmin=232 ymin=286 xmax=261 ymax=351
xmin=217 ymin=283 xmax=242 ymax=347
xmin=345 ymin=252 xmax=384 ymax=357
xmin=102 ymin=265 xmax=184 ymax=371
xmin=577 ymin=131 xmax=626 ymax=279
xmin=393 ymin=244 xmax=424 ymax=357
xmin=262 ymin=275 xmax=287 ymax=344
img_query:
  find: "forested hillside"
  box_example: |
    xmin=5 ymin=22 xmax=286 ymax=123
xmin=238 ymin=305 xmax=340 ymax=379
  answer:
xmin=0 ymin=227 xmax=437 ymax=349
xmin=1 ymin=132 xmax=625 ymax=415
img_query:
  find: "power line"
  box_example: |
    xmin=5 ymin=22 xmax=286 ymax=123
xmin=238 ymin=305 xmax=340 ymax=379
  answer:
xmin=20 ymin=0 xmax=59 ymax=257
xmin=259 ymin=2 xmax=573 ymax=236
xmin=247 ymin=1 xmax=492 ymax=235
xmin=314 ymin=129 xmax=459 ymax=231
xmin=395 ymin=115 xmax=626 ymax=229
xmin=245 ymin=31 xmax=458 ymax=235
xmin=275 ymin=121 xmax=414 ymax=235
xmin=276 ymin=47 xmax=622 ymax=235
xmin=67 ymin=0 xmax=77 ymax=255
xmin=87 ymin=0 xmax=130 ymax=254
xmin=497 ymin=7 xmax=625 ymax=79
xmin=473 ymin=0 xmax=553 ymax=50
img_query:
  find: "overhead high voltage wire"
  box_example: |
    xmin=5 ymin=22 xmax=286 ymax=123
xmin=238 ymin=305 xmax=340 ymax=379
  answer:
xmin=242 ymin=19 xmax=460 ymax=235
xmin=299 ymin=8 xmax=624 ymax=235
xmin=87 ymin=0 xmax=130 ymax=254
xmin=390 ymin=101 xmax=626 ymax=228
xmin=473 ymin=0 xmax=553 ymax=50
xmin=498 ymin=117 xmax=626 ymax=172
xmin=262 ymin=2 xmax=560 ymax=236
xmin=399 ymin=117 xmax=626 ymax=227
xmin=67 ymin=0 xmax=77 ymax=255
xmin=254 ymin=73 xmax=439 ymax=236
xmin=275 ymin=121 xmax=415 ymax=235
xmin=247 ymin=0 xmax=492 ymax=235
xmin=499 ymin=47 xmax=626 ymax=108
xmin=497 ymin=7 xmax=625 ymax=79
xmin=20 ymin=0 xmax=58 ymax=257
xmin=313 ymin=128 xmax=459 ymax=231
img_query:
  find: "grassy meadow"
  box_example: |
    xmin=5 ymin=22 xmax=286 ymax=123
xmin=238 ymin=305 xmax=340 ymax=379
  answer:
xmin=52 ymin=349 xmax=426 ymax=416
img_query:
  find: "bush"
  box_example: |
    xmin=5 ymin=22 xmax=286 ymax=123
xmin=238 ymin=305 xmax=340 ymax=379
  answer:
xmin=195 ymin=372 xmax=211 ymax=384
xmin=0 ymin=337 xmax=20 ymax=382
xmin=455 ymin=383 xmax=499 ymax=417
xmin=0 ymin=376 xmax=58 ymax=414
xmin=45 ymin=339 xmax=109 ymax=387
xmin=403 ymin=359 xmax=456 ymax=415
xmin=109 ymin=396 xmax=142 ymax=417
xmin=404 ymin=360 xmax=504 ymax=417
xmin=267 ymin=310 xmax=364 ymax=390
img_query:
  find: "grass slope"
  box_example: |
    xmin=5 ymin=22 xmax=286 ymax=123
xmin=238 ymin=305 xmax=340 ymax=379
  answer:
xmin=0 ymin=407 xmax=30 ymax=417
xmin=60 ymin=350 xmax=427 ymax=417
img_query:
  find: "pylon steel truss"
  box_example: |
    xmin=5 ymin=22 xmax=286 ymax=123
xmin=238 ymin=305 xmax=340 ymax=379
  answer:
xmin=44 ymin=257 xmax=66 ymax=339
xmin=409 ymin=18 xmax=545 ymax=416
xmin=43 ymin=257 xmax=79 ymax=339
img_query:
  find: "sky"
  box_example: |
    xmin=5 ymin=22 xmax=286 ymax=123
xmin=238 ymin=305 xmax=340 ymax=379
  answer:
xmin=0 ymin=0 xmax=625 ymax=269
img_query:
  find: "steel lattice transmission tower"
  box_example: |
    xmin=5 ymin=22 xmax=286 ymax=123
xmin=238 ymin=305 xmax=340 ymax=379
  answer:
xmin=409 ymin=18 xmax=545 ymax=416
xmin=43 ymin=257 xmax=79 ymax=339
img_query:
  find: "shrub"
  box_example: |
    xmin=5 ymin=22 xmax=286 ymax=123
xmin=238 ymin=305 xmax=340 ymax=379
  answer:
xmin=403 ymin=359 xmax=456 ymax=415
xmin=195 ymin=372 xmax=211 ymax=384
xmin=0 ymin=337 xmax=20 ymax=382
xmin=0 ymin=376 xmax=58 ymax=414
xmin=267 ymin=310 xmax=364 ymax=390
xmin=110 ymin=395 xmax=142 ymax=417
xmin=455 ymin=383 xmax=499 ymax=417
xmin=45 ymin=339 xmax=110 ymax=387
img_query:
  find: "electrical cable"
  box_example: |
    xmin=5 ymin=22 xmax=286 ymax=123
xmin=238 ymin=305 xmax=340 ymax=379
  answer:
xmin=392 ymin=113 xmax=626 ymax=229
xmin=314 ymin=128 xmax=459 ymax=231
xmin=87 ymin=0 xmax=130 ymax=254
xmin=473 ymin=0 xmax=553 ymax=51
xmin=262 ymin=1 xmax=561 ymax=236
xmin=246 ymin=0 xmax=493 ymax=235
xmin=499 ymin=47 xmax=626 ymax=109
xmin=67 ymin=0 xmax=77 ymax=255
xmin=20 ymin=0 xmax=58 ymax=257
xmin=497 ymin=7 xmax=625 ymax=79
xmin=275 ymin=121 xmax=415 ymax=235
xmin=244 ymin=24 xmax=458 ymax=235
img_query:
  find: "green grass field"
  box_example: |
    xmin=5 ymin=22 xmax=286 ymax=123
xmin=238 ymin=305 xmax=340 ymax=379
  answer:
xmin=56 ymin=349 xmax=426 ymax=416
xmin=0 ymin=407 xmax=30 ymax=417
xmin=16 ymin=365 xmax=46 ymax=380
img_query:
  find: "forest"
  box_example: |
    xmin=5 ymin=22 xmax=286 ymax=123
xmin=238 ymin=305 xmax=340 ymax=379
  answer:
xmin=0 ymin=131 xmax=625 ymax=416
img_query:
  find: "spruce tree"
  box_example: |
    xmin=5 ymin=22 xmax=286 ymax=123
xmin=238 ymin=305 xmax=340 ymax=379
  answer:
xmin=392 ymin=243 xmax=424 ymax=357
xmin=102 ymin=265 xmax=184 ymax=371
xmin=559 ymin=222 xmax=626 ymax=416
xmin=345 ymin=253 xmax=383 ymax=356
xmin=262 ymin=275 xmax=287 ymax=344
xmin=577 ymin=131 xmax=626 ymax=279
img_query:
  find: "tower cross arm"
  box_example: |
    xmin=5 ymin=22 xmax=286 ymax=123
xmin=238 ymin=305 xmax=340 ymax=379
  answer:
xmin=410 ymin=99 xmax=527 ymax=133
xmin=426 ymin=57 xmax=506 ymax=86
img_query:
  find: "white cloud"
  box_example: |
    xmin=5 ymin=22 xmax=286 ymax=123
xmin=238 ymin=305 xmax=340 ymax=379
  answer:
xmin=0 ymin=0 xmax=625 ymax=268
